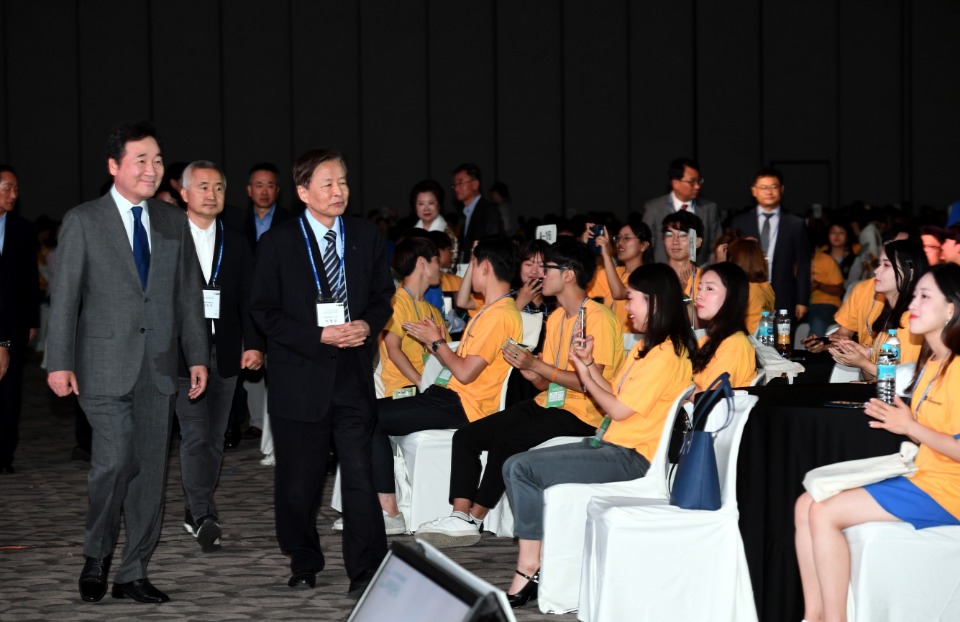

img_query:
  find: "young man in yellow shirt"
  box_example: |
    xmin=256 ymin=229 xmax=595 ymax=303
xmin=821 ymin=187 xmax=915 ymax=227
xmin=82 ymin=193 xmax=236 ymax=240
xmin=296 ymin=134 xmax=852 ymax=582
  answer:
xmin=369 ymin=237 xmax=522 ymax=534
xmin=416 ymin=238 xmax=624 ymax=547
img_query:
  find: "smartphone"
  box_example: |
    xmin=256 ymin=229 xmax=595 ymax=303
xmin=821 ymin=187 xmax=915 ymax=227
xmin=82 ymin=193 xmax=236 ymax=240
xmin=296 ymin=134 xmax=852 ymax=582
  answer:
xmin=587 ymin=224 xmax=605 ymax=255
xmin=577 ymin=306 xmax=586 ymax=340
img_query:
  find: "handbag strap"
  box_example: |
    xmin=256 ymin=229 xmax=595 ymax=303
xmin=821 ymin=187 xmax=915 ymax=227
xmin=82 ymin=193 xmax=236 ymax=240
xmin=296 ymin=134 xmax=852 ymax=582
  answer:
xmin=690 ymin=372 xmax=734 ymax=435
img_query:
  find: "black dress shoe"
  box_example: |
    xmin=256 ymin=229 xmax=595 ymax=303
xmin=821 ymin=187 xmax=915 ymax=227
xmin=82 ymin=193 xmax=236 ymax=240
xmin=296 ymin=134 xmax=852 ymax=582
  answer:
xmin=287 ymin=569 xmax=317 ymax=589
xmin=195 ymin=516 xmax=222 ymax=552
xmin=224 ymin=424 xmax=241 ymax=450
xmin=348 ymin=568 xmax=377 ymax=595
xmin=111 ymin=578 xmax=169 ymax=603
xmin=507 ymin=568 xmax=539 ymax=609
xmin=78 ymin=555 xmax=112 ymax=602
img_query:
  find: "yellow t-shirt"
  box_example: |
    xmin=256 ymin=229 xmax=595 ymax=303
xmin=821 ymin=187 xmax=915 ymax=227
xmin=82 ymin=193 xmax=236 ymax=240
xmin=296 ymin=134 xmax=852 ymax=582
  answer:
xmin=834 ymin=278 xmax=922 ymax=364
xmin=908 ymin=359 xmax=960 ymax=520
xmin=585 ymin=258 xmax=613 ymax=307
xmin=379 ymin=286 xmax=448 ymax=394
xmin=606 ymin=266 xmax=633 ymax=334
xmin=693 ymin=332 xmax=756 ymax=391
xmin=604 ymin=339 xmax=693 ymax=460
xmin=447 ymin=296 xmax=523 ymax=422
xmin=533 ymin=300 xmax=625 ymax=427
xmin=745 ymin=282 xmax=776 ymax=335
xmin=810 ymin=250 xmax=844 ymax=307
xmin=439 ymin=272 xmax=462 ymax=293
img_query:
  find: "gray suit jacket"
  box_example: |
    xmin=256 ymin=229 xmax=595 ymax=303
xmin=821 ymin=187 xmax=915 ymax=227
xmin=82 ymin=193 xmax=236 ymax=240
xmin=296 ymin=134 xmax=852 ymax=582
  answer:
xmin=47 ymin=194 xmax=208 ymax=396
xmin=642 ymin=194 xmax=721 ymax=265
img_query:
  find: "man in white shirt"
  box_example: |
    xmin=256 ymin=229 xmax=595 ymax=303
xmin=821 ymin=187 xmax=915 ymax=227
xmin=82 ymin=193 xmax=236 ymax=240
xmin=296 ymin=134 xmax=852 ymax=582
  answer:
xmin=643 ymin=157 xmax=720 ymax=264
xmin=176 ymin=161 xmax=264 ymax=552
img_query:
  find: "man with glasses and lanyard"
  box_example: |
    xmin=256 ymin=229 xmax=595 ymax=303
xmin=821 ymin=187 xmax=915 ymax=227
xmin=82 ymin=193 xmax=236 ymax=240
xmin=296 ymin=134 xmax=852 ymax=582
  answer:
xmin=642 ymin=157 xmax=720 ymax=265
xmin=250 ymin=148 xmax=394 ymax=596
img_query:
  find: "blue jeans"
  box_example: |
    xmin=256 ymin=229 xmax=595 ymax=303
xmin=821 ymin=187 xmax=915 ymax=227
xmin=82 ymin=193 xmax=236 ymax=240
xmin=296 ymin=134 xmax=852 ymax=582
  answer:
xmin=807 ymin=303 xmax=839 ymax=338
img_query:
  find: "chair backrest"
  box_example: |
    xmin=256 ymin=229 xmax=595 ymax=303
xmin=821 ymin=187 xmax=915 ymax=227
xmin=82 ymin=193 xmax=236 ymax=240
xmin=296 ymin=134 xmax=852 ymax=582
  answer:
xmin=521 ymin=311 xmax=543 ymax=349
xmin=794 ymin=322 xmax=811 ymax=349
xmin=746 ymin=373 xmax=764 ymax=387
xmin=703 ymin=394 xmax=758 ymax=510
xmin=896 ymin=362 xmax=917 ymax=397
xmin=829 ymin=363 xmax=861 ymax=383
xmin=650 ymin=384 xmax=696 ymax=486
xmin=418 ymin=340 xmax=460 ymax=392
xmin=373 ymin=358 xmax=385 ymax=399
xmin=498 ymin=367 xmax=514 ymax=410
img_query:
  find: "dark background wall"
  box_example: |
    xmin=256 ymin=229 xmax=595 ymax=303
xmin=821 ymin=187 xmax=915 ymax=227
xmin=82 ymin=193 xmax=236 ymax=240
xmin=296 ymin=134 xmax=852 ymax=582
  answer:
xmin=1 ymin=0 xmax=957 ymax=223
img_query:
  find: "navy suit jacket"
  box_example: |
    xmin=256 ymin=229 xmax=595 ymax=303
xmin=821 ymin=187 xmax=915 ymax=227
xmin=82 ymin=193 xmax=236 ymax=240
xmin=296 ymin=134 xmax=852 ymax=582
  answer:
xmin=460 ymin=197 xmax=503 ymax=262
xmin=250 ymin=214 xmax=393 ymax=422
xmin=0 ymin=212 xmax=41 ymax=357
xmin=731 ymin=207 xmax=811 ymax=316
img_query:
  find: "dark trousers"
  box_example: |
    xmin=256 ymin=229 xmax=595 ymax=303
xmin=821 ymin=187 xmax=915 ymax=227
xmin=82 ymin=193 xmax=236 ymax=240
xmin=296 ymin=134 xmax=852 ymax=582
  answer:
xmin=371 ymin=385 xmax=468 ymax=494
xmin=0 ymin=357 xmax=25 ymax=468
xmin=450 ymin=400 xmax=595 ymax=508
xmin=176 ymin=344 xmax=237 ymax=522
xmin=78 ymin=352 xmax=175 ymax=584
xmin=271 ymin=357 xmax=386 ymax=579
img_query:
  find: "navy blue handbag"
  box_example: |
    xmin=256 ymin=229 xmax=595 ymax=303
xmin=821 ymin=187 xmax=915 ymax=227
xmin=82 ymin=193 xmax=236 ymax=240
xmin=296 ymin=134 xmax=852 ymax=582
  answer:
xmin=669 ymin=372 xmax=734 ymax=511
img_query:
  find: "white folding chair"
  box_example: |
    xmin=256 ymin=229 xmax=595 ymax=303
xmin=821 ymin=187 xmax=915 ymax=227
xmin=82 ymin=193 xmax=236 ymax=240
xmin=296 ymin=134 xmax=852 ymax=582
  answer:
xmin=536 ymin=383 xmax=696 ymax=614
xmin=794 ymin=322 xmax=811 ymax=349
xmin=578 ymin=395 xmax=759 ymax=621
xmin=419 ymin=340 xmax=460 ymax=392
xmin=520 ymin=311 xmax=543 ymax=349
xmin=845 ymin=522 xmax=960 ymax=621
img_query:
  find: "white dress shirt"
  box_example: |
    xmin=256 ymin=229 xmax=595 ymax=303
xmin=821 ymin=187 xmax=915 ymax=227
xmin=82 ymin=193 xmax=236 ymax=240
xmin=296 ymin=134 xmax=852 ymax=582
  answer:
xmin=188 ymin=218 xmax=217 ymax=285
xmin=111 ymin=185 xmax=152 ymax=251
xmin=671 ymin=192 xmax=696 ymax=214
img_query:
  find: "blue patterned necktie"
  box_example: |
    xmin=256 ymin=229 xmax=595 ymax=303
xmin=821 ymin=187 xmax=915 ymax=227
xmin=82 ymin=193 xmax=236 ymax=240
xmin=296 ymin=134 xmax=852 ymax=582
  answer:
xmin=131 ymin=205 xmax=150 ymax=290
xmin=323 ymin=229 xmax=350 ymax=321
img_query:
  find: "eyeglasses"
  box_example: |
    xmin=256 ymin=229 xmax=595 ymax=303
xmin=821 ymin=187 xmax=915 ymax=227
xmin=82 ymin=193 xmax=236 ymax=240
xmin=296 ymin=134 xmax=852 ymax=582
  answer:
xmin=542 ymin=264 xmax=569 ymax=272
xmin=663 ymin=231 xmax=689 ymax=239
xmin=613 ymin=235 xmax=640 ymax=243
xmin=451 ymin=179 xmax=475 ymax=188
xmin=678 ymin=177 xmax=705 ymax=186
xmin=754 ymin=184 xmax=781 ymax=191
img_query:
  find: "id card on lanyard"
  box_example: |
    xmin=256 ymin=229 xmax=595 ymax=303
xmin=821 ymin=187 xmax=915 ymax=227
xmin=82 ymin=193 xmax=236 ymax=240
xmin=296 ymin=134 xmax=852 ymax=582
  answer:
xmin=203 ymin=221 xmax=225 ymax=320
xmin=300 ymin=215 xmax=347 ymax=327
xmin=545 ymin=299 xmax=588 ymax=408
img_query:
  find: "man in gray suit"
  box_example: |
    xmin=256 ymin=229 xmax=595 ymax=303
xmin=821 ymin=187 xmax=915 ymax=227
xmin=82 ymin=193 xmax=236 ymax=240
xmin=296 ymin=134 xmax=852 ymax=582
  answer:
xmin=46 ymin=122 xmax=208 ymax=604
xmin=642 ymin=157 xmax=720 ymax=265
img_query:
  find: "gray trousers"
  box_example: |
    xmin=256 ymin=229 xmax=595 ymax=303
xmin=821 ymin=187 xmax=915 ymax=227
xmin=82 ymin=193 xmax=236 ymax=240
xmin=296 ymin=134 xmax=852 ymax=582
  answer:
xmin=176 ymin=344 xmax=237 ymax=522
xmin=502 ymin=439 xmax=650 ymax=540
xmin=79 ymin=352 xmax=175 ymax=584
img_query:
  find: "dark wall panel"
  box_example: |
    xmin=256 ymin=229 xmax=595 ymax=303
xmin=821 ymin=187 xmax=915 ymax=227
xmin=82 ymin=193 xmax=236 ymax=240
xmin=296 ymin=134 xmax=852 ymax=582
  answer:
xmin=838 ymin=0 xmax=902 ymax=206
xmin=427 ymin=0 xmax=496 ymax=218
xmin=563 ymin=0 xmax=629 ymax=218
xmin=697 ymin=0 xmax=761 ymax=215
xmin=6 ymin=2 xmax=79 ymax=219
xmin=221 ymin=0 xmax=292 ymax=209
xmin=150 ymin=0 xmax=223 ymax=178
xmin=629 ymin=1 xmax=696 ymax=211
xmin=495 ymin=0 xmax=563 ymax=216
xmin=76 ymin=2 xmax=151 ymax=205
xmin=359 ymin=0 xmax=428 ymax=215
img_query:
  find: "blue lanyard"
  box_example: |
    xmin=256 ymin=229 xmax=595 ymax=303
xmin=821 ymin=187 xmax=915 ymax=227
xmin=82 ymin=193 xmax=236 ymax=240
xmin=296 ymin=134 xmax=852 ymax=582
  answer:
xmin=460 ymin=293 xmax=512 ymax=352
xmin=210 ymin=220 xmax=224 ymax=286
xmin=298 ymin=215 xmax=346 ymax=299
xmin=402 ymin=285 xmax=422 ymax=321
xmin=913 ymin=358 xmax=946 ymax=418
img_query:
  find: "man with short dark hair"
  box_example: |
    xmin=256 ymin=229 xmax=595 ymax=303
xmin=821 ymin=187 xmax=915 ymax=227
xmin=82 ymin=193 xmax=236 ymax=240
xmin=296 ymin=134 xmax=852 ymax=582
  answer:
xmin=453 ymin=163 xmax=503 ymax=262
xmin=47 ymin=122 xmax=209 ymax=604
xmin=730 ymin=166 xmax=811 ymax=322
xmin=175 ymin=161 xmax=264 ymax=552
xmin=0 ymin=164 xmax=41 ymax=474
xmin=942 ymin=224 xmax=960 ymax=265
xmin=250 ymin=148 xmax=394 ymax=595
xmin=642 ymin=157 xmax=720 ymax=264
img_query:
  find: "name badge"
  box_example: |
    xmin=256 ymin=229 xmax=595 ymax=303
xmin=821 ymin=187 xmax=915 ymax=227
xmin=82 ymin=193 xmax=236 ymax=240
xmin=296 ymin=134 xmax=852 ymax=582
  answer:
xmin=316 ymin=301 xmax=346 ymax=327
xmin=435 ymin=367 xmax=453 ymax=387
xmin=203 ymin=288 xmax=221 ymax=319
xmin=545 ymin=382 xmax=566 ymax=408
xmin=392 ymin=387 xmax=417 ymax=400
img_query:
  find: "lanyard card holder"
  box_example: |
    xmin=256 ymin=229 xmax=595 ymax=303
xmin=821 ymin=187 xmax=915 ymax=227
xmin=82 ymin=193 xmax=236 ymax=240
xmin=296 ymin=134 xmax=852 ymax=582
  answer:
xmin=316 ymin=296 xmax=346 ymax=327
xmin=203 ymin=287 xmax=221 ymax=319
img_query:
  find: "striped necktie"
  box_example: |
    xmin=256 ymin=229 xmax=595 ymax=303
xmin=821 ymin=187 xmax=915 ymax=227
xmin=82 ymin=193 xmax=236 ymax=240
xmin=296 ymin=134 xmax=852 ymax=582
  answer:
xmin=323 ymin=229 xmax=350 ymax=321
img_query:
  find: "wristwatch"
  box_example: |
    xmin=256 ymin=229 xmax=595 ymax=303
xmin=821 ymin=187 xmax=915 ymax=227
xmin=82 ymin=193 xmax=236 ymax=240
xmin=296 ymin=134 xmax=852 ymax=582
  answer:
xmin=430 ymin=339 xmax=445 ymax=353
xmin=0 ymin=340 xmax=11 ymax=349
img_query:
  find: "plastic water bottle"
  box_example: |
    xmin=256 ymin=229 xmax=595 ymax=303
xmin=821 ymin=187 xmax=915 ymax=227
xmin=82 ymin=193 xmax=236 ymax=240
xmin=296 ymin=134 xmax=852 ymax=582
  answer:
xmin=758 ymin=311 xmax=774 ymax=347
xmin=775 ymin=309 xmax=792 ymax=358
xmin=876 ymin=329 xmax=900 ymax=404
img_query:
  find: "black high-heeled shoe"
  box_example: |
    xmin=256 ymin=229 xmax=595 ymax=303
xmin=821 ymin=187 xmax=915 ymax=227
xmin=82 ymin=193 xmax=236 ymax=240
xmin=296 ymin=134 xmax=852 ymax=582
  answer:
xmin=507 ymin=568 xmax=540 ymax=609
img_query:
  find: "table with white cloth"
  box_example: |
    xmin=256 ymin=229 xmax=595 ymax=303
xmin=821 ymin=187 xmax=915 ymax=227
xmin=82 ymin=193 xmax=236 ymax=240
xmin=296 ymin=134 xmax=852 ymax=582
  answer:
xmin=737 ymin=382 xmax=906 ymax=621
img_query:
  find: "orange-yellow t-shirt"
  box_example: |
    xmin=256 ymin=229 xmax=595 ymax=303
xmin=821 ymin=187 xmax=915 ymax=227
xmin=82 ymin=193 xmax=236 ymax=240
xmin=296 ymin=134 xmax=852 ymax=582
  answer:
xmin=585 ymin=257 xmax=613 ymax=307
xmin=604 ymin=339 xmax=693 ymax=460
xmin=834 ymin=278 xmax=921 ymax=364
xmin=745 ymin=282 xmax=776 ymax=335
xmin=447 ymin=296 xmax=523 ymax=422
xmin=693 ymin=332 xmax=756 ymax=391
xmin=810 ymin=250 xmax=844 ymax=307
xmin=908 ymin=359 xmax=960 ymax=520
xmin=379 ymin=286 xmax=448 ymax=394
xmin=533 ymin=300 xmax=625 ymax=427
xmin=439 ymin=272 xmax=462 ymax=293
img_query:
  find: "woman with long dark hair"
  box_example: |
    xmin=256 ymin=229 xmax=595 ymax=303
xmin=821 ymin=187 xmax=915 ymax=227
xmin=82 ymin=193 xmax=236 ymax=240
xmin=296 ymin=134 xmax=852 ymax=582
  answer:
xmin=499 ymin=263 xmax=696 ymax=608
xmin=803 ymin=239 xmax=928 ymax=378
xmin=796 ymin=263 xmax=960 ymax=621
xmin=690 ymin=262 xmax=757 ymax=390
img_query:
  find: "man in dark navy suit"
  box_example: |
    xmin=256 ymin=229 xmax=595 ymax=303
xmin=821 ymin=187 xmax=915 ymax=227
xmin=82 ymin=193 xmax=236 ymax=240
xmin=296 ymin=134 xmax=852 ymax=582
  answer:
xmin=453 ymin=163 xmax=502 ymax=263
xmin=250 ymin=148 xmax=393 ymax=595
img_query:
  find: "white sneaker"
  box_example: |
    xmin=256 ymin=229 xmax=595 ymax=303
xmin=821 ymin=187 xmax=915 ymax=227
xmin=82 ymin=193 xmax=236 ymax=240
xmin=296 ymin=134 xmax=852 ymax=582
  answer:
xmin=383 ymin=510 xmax=407 ymax=535
xmin=415 ymin=512 xmax=481 ymax=548
xmin=332 ymin=516 xmax=344 ymax=531
xmin=260 ymin=453 xmax=275 ymax=466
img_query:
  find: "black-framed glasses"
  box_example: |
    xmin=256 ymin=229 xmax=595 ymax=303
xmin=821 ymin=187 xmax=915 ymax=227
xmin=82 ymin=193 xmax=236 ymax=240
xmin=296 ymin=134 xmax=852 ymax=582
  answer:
xmin=542 ymin=264 xmax=569 ymax=272
xmin=678 ymin=177 xmax=705 ymax=186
